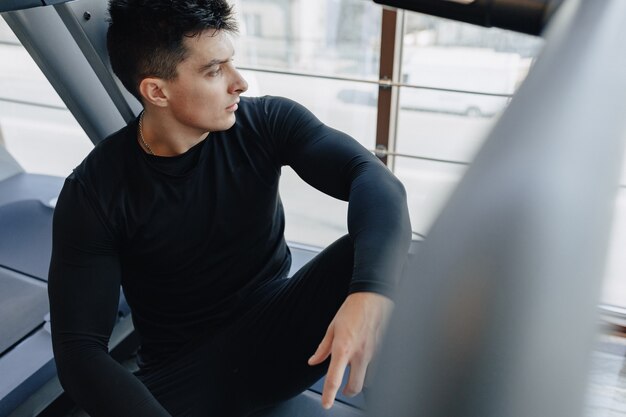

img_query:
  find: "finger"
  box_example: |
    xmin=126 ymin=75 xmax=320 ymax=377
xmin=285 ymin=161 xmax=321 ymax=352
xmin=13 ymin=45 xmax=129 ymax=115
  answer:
xmin=308 ymin=327 xmax=334 ymax=366
xmin=343 ymin=359 xmax=368 ymax=397
xmin=322 ymin=349 xmax=350 ymax=409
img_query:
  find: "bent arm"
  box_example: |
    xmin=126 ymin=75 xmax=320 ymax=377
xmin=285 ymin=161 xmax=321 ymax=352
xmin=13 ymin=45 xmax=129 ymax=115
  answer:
xmin=48 ymin=177 xmax=171 ymax=417
xmin=264 ymin=97 xmax=412 ymax=296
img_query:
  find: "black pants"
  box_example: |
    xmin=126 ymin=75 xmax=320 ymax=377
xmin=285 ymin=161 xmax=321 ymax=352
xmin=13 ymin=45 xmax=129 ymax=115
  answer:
xmin=137 ymin=235 xmax=354 ymax=417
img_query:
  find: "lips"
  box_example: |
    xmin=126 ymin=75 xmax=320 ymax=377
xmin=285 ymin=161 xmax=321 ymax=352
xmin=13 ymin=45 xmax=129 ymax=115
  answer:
xmin=226 ymin=101 xmax=239 ymax=111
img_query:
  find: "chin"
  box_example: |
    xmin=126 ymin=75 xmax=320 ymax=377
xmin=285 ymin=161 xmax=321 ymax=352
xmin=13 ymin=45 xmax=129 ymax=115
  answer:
xmin=218 ymin=116 xmax=237 ymax=131
xmin=206 ymin=113 xmax=238 ymax=133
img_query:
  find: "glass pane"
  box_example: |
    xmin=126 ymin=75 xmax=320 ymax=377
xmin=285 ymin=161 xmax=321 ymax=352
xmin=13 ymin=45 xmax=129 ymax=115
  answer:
xmin=395 ymin=12 xmax=544 ymax=234
xmin=0 ymin=18 xmax=18 ymax=44
xmin=403 ymin=12 xmax=543 ymax=72
xmin=400 ymin=86 xmax=511 ymax=119
xmin=394 ymin=156 xmax=467 ymax=235
xmin=397 ymin=93 xmax=499 ymax=163
xmin=0 ymin=25 xmax=63 ymax=108
xmin=0 ymin=101 xmax=92 ymax=177
xmin=280 ymin=167 xmax=348 ymax=248
xmin=0 ymin=19 xmax=92 ymax=178
xmin=234 ymin=0 xmax=382 ymax=80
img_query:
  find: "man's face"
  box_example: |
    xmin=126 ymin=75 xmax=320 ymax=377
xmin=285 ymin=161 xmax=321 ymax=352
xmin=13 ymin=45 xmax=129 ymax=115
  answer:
xmin=162 ymin=30 xmax=248 ymax=133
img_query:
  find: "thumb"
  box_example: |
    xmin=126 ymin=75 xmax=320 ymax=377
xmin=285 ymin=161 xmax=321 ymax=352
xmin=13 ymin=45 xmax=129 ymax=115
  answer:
xmin=308 ymin=325 xmax=334 ymax=366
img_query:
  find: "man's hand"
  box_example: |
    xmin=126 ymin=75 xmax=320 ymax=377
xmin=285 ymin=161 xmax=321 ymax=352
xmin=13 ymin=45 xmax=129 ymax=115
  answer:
xmin=308 ymin=292 xmax=393 ymax=409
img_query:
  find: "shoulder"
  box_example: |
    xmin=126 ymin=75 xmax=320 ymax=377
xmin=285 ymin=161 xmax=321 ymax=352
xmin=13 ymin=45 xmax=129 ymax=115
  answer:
xmin=238 ymin=95 xmax=294 ymax=110
xmin=73 ymin=122 xmax=135 ymax=184
xmin=237 ymin=95 xmax=309 ymax=121
xmin=236 ymin=95 xmax=322 ymax=139
xmin=69 ymin=122 xmax=136 ymax=228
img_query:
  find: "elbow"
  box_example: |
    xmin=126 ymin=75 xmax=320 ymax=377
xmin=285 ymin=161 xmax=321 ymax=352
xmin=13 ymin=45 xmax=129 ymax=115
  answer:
xmin=391 ymin=175 xmax=408 ymax=203
xmin=51 ymin=339 xmax=81 ymax=393
xmin=55 ymin=359 xmax=73 ymax=395
xmin=51 ymin=334 xmax=108 ymax=396
xmin=390 ymin=176 xmax=412 ymax=241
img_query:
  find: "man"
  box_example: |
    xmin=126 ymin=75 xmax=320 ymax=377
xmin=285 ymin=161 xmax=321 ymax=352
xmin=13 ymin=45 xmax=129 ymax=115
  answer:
xmin=48 ymin=0 xmax=411 ymax=416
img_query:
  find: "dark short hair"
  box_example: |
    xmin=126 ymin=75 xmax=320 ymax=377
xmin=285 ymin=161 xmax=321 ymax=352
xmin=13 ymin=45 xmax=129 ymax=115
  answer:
xmin=107 ymin=0 xmax=238 ymax=102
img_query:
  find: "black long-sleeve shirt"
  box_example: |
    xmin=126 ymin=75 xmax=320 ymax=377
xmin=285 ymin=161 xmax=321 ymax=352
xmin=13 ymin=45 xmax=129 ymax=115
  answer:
xmin=48 ymin=96 xmax=411 ymax=417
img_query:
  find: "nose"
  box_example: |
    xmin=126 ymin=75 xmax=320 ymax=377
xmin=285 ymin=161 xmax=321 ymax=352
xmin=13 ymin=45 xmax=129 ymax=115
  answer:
xmin=229 ymin=68 xmax=248 ymax=95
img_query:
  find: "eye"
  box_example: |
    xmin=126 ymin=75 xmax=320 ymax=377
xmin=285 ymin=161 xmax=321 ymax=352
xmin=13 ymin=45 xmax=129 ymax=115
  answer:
xmin=207 ymin=67 xmax=222 ymax=77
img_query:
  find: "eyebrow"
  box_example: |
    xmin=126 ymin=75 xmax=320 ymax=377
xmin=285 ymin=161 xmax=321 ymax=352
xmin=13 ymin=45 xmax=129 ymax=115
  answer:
xmin=198 ymin=58 xmax=230 ymax=72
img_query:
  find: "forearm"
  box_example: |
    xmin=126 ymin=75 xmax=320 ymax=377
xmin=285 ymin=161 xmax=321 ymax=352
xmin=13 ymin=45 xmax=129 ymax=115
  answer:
xmin=54 ymin=339 xmax=171 ymax=417
xmin=346 ymin=162 xmax=412 ymax=296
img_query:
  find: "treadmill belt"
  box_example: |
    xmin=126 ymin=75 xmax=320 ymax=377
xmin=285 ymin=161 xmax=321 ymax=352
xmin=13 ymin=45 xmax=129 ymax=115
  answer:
xmin=0 ymin=173 xmax=64 ymax=207
xmin=0 ymin=267 xmax=48 ymax=355
xmin=0 ymin=199 xmax=54 ymax=280
xmin=254 ymin=390 xmax=364 ymax=417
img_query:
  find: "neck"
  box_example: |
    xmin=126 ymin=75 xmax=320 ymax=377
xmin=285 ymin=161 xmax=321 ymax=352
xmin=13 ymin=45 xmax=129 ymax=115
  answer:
xmin=138 ymin=109 xmax=210 ymax=157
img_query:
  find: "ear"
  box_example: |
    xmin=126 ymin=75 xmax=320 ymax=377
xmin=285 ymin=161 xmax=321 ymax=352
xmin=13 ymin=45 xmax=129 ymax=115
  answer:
xmin=138 ymin=77 xmax=168 ymax=107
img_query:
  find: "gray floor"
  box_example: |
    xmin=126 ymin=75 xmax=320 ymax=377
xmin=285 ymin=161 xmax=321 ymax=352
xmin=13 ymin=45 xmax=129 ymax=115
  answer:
xmin=587 ymin=332 xmax=626 ymax=417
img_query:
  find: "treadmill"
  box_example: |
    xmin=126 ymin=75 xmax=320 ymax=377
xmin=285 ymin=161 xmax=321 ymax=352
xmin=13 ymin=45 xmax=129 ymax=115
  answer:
xmin=0 ymin=3 xmax=372 ymax=414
